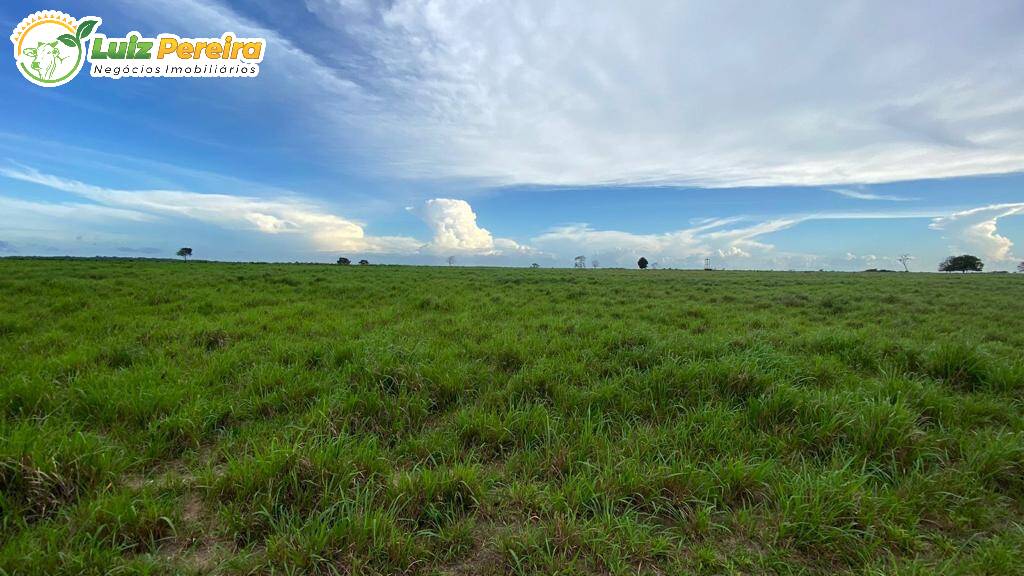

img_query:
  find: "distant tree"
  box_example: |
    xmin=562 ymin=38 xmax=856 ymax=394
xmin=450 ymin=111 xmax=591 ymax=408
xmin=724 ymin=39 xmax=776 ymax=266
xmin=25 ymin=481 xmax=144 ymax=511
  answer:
xmin=447 ymin=255 xmax=456 ymax=266
xmin=176 ymin=247 xmax=192 ymax=261
xmin=358 ymin=259 xmax=370 ymax=266
xmin=531 ymin=263 xmax=540 ymax=268
xmin=337 ymin=257 xmax=351 ymax=265
xmin=591 ymin=259 xmax=600 ymax=269
xmin=1018 ymin=261 xmax=1024 ymax=273
xmin=939 ymin=254 xmax=983 ymax=273
xmin=637 ymin=256 xmax=648 ymax=269
xmin=897 ymin=253 xmax=913 ymax=272
xmin=573 ymin=255 xmax=586 ymax=269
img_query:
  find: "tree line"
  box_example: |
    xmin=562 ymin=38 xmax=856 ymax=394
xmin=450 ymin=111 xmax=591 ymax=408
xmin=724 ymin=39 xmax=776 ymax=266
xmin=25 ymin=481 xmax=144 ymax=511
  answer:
xmin=172 ymin=247 xmax=1024 ymax=272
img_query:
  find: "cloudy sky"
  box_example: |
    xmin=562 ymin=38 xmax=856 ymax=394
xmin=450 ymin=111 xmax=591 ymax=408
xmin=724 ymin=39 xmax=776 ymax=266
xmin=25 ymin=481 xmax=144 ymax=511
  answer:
xmin=3 ymin=0 xmax=1024 ymax=270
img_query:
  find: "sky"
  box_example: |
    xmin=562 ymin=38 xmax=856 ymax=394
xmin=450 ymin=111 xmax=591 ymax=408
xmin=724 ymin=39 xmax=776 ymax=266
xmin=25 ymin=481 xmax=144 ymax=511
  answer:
xmin=2 ymin=0 xmax=1024 ymax=270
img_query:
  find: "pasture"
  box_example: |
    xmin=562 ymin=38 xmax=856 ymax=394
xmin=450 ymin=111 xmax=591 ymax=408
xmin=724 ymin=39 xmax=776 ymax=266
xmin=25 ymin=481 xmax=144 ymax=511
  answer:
xmin=1 ymin=259 xmax=1023 ymax=575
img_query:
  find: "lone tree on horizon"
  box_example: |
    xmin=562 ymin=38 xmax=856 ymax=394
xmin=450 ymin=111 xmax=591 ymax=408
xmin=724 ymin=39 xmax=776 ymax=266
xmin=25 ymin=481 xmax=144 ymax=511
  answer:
xmin=358 ymin=259 xmax=370 ymax=266
xmin=637 ymin=256 xmax=648 ymax=269
xmin=939 ymin=254 xmax=983 ymax=273
xmin=1017 ymin=261 xmax=1024 ymax=273
xmin=897 ymin=254 xmax=912 ymax=272
xmin=574 ymin=255 xmax=586 ymax=268
xmin=176 ymin=247 xmax=192 ymax=262
xmin=447 ymin=256 xmax=456 ymax=266
xmin=337 ymin=257 xmax=351 ymax=265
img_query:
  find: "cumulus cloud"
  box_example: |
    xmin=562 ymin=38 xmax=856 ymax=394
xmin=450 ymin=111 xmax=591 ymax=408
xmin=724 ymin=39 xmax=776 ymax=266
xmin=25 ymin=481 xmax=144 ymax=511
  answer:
xmin=718 ymin=246 xmax=750 ymax=258
xmin=412 ymin=198 xmax=532 ymax=255
xmin=415 ymin=199 xmax=495 ymax=253
xmin=530 ymin=217 xmax=801 ymax=268
xmin=1 ymin=166 xmax=537 ymax=259
xmin=844 ymin=252 xmax=881 ymax=263
xmin=929 ymin=203 xmax=1024 ymax=261
xmin=6 ymin=165 xmax=1018 ymax=269
xmin=0 ymin=165 xmax=421 ymax=253
xmin=528 ymin=207 xmax=990 ymax=269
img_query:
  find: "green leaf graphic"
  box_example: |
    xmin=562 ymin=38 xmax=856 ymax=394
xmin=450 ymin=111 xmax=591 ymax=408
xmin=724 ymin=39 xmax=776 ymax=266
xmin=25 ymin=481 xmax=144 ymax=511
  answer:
xmin=76 ymin=19 xmax=98 ymax=40
xmin=57 ymin=34 xmax=77 ymax=48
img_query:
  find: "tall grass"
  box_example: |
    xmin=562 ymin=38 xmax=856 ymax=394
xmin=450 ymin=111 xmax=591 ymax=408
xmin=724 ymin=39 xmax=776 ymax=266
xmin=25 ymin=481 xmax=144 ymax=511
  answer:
xmin=1 ymin=259 xmax=1022 ymax=574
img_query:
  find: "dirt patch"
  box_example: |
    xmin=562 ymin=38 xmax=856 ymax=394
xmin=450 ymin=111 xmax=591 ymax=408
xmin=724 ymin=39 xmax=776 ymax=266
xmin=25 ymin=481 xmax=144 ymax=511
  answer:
xmin=155 ymin=492 xmax=229 ymax=573
xmin=442 ymin=545 xmax=503 ymax=576
xmin=438 ymin=522 xmax=505 ymax=576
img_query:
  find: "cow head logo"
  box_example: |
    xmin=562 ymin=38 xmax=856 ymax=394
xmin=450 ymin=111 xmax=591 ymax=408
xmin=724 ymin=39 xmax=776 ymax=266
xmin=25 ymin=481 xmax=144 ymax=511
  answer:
xmin=11 ymin=11 xmax=100 ymax=87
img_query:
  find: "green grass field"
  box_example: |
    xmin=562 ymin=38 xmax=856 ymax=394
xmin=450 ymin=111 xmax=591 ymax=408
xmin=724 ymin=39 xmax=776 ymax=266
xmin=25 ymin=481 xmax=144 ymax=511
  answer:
xmin=1 ymin=259 xmax=1023 ymax=575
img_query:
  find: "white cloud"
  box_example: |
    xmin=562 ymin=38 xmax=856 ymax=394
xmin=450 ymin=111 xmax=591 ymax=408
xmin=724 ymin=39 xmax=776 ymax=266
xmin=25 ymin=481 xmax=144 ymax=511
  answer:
xmin=0 ymin=165 xmax=420 ymax=253
xmin=6 ymin=164 xmax=1019 ymax=268
xmin=929 ymin=203 xmax=1024 ymax=261
xmin=415 ymin=198 xmax=494 ymax=253
xmin=1 ymin=166 xmax=536 ymax=258
xmin=530 ymin=217 xmax=801 ymax=268
xmin=0 ymin=195 xmax=154 ymax=224
xmin=127 ymin=0 xmax=370 ymax=104
xmin=844 ymin=252 xmax=881 ymax=262
xmin=412 ymin=198 xmax=532 ymax=255
xmin=0 ymin=194 xmax=157 ymax=252
xmin=829 ymin=188 xmax=916 ymax=201
xmin=299 ymin=0 xmax=1024 ymax=187
xmin=718 ymin=246 xmax=750 ymax=258
xmin=108 ymin=0 xmax=1024 ymax=188
xmin=528 ymin=207 xmax=996 ymax=269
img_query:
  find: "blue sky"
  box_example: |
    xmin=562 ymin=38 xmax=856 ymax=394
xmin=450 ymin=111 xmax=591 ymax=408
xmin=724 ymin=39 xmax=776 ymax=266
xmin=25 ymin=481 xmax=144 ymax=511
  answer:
xmin=2 ymin=0 xmax=1023 ymax=270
